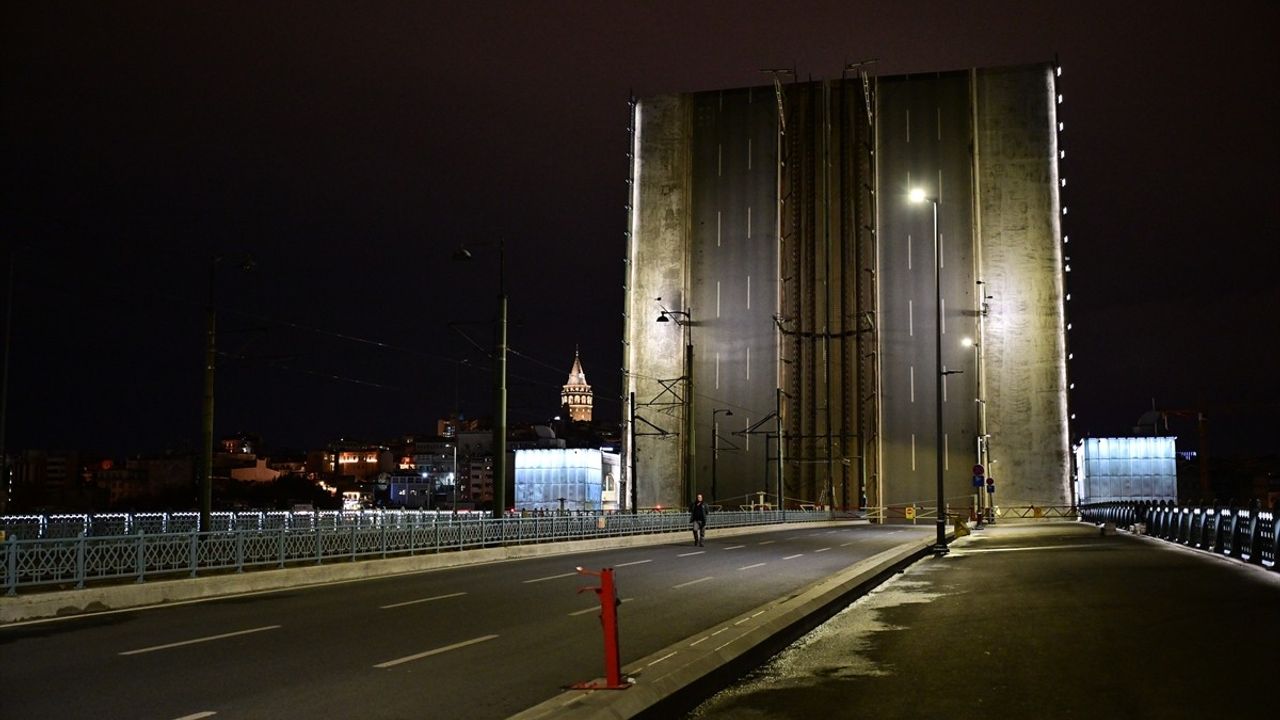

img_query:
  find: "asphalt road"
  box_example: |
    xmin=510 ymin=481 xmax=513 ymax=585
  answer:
xmin=0 ymin=522 xmax=930 ymax=720
xmin=689 ymin=522 xmax=1280 ymax=719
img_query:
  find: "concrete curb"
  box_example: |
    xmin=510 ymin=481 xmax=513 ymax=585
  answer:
xmin=508 ymin=536 xmax=933 ymax=720
xmin=0 ymin=520 xmax=857 ymax=625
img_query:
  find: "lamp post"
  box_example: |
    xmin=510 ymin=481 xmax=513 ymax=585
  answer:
xmin=711 ymin=408 xmax=733 ymax=503
xmin=455 ymin=241 xmax=507 ymax=520
xmin=910 ymin=189 xmax=949 ymax=554
xmin=200 ymin=254 xmax=253 ymax=533
xmin=656 ymin=308 xmax=694 ymax=505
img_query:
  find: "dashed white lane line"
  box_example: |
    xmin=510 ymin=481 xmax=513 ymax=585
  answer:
xmin=380 ymin=591 xmax=467 ymax=609
xmin=523 ymin=571 xmax=578 ymax=584
xmin=569 ymin=598 xmax=634 ymax=616
xmin=757 ymin=540 xmax=776 ymax=545
xmin=673 ymin=576 xmax=714 ymax=589
xmin=738 ymin=563 xmax=767 ymax=571
xmin=783 ymin=554 xmax=803 ymax=560
xmin=172 ymin=713 xmax=216 ymax=720
xmin=840 ymin=541 xmax=855 ymax=547
xmin=724 ymin=544 xmax=746 ymax=550
xmin=647 ymin=651 xmax=678 ymax=667
xmin=678 ymin=551 xmax=705 ymax=557
xmin=121 ymin=625 xmax=281 ymax=656
xmin=615 ymin=559 xmax=653 ymax=568
xmin=374 ymin=634 xmax=499 ymax=668
xmin=815 ymin=547 xmax=831 ymax=553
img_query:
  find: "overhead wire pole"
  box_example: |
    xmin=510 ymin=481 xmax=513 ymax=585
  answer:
xmin=762 ymin=67 xmax=793 ymax=513
xmin=0 ymin=248 xmax=14 ymax=514
xmin=200 ymin=256 xmax=217 ymax=533
xmin=494 ymin=238 xmax=508 ymax=519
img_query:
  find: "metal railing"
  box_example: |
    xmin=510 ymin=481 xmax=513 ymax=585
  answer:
xmin=1 ymin=509 xmax=830 ymax=596
xmin=1081 ymin=500 xmax=1278 ymax=571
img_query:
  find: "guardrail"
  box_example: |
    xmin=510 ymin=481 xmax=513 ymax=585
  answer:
xmin=1081 ymin=500 xmax=1278 ymax=571
xmin=1 ymin=509 xmax=830 ymax=596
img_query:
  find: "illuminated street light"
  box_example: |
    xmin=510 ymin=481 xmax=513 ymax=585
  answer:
xmin=910 ymin=188 xmax=949 ymax=555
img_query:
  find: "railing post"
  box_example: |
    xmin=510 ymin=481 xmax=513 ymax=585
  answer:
xmin=5 ymin=535 xmax=17 ymax=596
xmin=75 ymin=532 xmax=86 ymax=589
xmin=278 ymin=527 xmax=286 ymax=569
xmin=1244 ymin=499 xmax=1261 ymax=564
xmin=381 ymin=521 xmax=388 ymax=559
xmin=350 ymin=522 xmax=357 ymax=561
xmin=315 ymin=524 xmax=322 ymax=565
xmin=189 ymin=529 xmax=199 ymax=578
xmin=135 ymin=529 xmax=146 ymax=584
xmin=236 ymin=527 xmax=245 ymax=573
xmin=409 ymin=521 xmax=416 ymax=556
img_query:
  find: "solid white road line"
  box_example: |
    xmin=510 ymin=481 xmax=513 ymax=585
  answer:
xmin=738 ymin=563 xmax=766 ymax=571
xmin=121 ymin=625 xmax=281 ymax=656
xmin=374 ymin=634 xmax=499 ymax=669
xmin=614 ymin=559 xmax=652 ymax=568
xmin=523 ymin=571 xmax=579 ymax=584
xmin=673 ymin=576 xmax=713 ymax=589
xmin=783 ymin=554 xmax=803 ymax=560
xmin=172 ymin=713 xmax=217 ymax=720
xmin=380 ymin=591 xmax=467 ymax=610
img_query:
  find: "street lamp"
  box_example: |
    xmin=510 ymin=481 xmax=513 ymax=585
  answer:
xmin=711 ymin=408 xmax=733 ymax=503
xmin=656 ymin=307 xmax=695 ymax=505
xmin=910 ymin=188 xmax=949 ymax=554
xmin=454 ymin=241 xmax=507 ymax=520
xmin=200 ymin=253 xmax=254 ymax=533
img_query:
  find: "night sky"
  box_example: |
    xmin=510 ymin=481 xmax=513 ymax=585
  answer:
xmin=3 ymin=2 xmax=1276 ymax=459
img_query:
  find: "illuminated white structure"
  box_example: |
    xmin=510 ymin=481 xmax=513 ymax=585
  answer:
xmin=514 ymin=448 xmax=621 ymax=512
xmin=1075 ymin=437 xmax=1177 ymax=504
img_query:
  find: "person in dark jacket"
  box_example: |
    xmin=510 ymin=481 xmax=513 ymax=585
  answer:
xmin=689 ymin=493 xmax=707 ymax=546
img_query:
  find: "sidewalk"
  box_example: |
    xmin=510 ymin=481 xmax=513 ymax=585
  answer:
xmin=689 ymin=521 xmax=1280 ymax=719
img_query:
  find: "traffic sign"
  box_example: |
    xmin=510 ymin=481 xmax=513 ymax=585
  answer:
xmin=972 ymin=464 xmax=985 ymax=476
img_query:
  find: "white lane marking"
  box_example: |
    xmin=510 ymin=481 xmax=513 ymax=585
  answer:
xmin=678 ymin=550 xmax=705 ymax=557
xmin=673 ymin=576 xmax=714 ymax=589
xmin=815 ymin=548 xmax=831 ymax=553
xmin=690 ymin=636 xmax=710 ymax=647
xmin=738 ymin=563 xmax=766 ymax=571
xmin=783 ymin=554 xmax=803 ymax=560
xmin=380 ymin=591 xmax=467 ymax=610
xmin=569 ymin=598 xmax=633 ymax=616
xmin=648 ymin=651 xmax=678 ymax=667
xmin=840 ymin=541 xmax=855 ymax=547
xmin=615 ymin=559 xmax=652 ymax=568
xmin=711 ymin=628 xmax=729 ymax=637
xmin=121 ymin=625 xmax=281 ymax=656
xmin=172 ymin=713 xmax=217 ymax=720
xmin=374 ymin=634 xmax=498 ymax=668
xmin=757 ymin=540 xmax=776 ymax=545
xmin=523 ymin=571 xmax=578 ymax=584
xmin=724 ymin=544 xmax=746 ymax=550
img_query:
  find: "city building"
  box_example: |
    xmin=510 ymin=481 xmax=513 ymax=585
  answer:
xmin=561 ymin=350 xmax=594 ymax=422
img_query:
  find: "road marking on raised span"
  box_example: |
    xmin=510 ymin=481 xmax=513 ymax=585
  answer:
xmin=523 ymin=571 xmax=578 ymax=584
xmin=840 ymin=541 xmax=855 ymax=547
xmin=783 ymin=554 xmax=803 ymax=560
xmin=815 ymin=547 xmax=831 ymax=553
xmin=648 ymin=651 xmax=678 ymax=667
xmin=757 ymin=540 xmax=776 ymax=545
xmin=121 ymin=625 xmax=280 ymax=656
xmin=952 ymin=544 xmax=1093 ymax=554
xmin=724 ymin=544 xmax=746 ymax=550
xmin=172 ymin=713 xmax=216 ymax=720
xmin=738 ymin=563 xmax=767 ymax=571
xmin=673 ymin=576 xmax=713 ymax=589
xmin=374 ymin=634 xmax=498 ymax=668
xmin=380 ymin=591 xmax=467 ymax=609
xmin=615 ymin=559 xmax=652 ymax=568
xmin=678 ymin=550 xmax=705 ymax=557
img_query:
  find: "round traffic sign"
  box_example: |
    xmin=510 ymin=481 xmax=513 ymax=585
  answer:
xmin=972 ymin=464 xmax=985 ymax=476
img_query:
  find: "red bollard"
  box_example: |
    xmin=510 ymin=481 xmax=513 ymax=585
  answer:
xmin=568 ymin=566 xmax=630 ymax=690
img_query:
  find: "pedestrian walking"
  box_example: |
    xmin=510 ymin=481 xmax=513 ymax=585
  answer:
xmin=689 ymin=493 xmax=707 ymax=546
